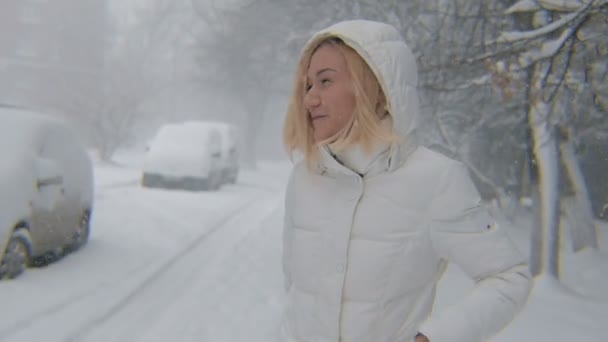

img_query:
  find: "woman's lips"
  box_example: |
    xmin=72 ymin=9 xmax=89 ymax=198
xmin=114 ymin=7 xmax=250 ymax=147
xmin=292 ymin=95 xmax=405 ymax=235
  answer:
xmin=311 ymin=115 xmax=328 ymax=123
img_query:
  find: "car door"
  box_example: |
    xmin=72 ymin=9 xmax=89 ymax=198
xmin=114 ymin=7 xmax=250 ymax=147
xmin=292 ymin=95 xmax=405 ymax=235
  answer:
xmin=29 ymin=156 xmax=65 ymax=253
xmin=37 ymin=126 xmax=74 ymax=248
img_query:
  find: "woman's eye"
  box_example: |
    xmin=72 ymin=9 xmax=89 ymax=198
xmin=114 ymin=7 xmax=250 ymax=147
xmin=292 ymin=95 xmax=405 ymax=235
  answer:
xmin=305 ymin=84 xmax=312 ymax=92
xmin=321 ymin=78 xmax=331 ymax=85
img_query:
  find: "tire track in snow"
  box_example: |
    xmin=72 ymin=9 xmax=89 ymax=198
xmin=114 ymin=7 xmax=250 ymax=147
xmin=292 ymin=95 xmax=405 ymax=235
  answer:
xmin=0 ymin=262 xmax=153 ymax=340
xmin=0 ymin=193 xmax=262 ymax=342
xmin=70 ymin=192 xmax=283 ymax=342
xmin=62 ymin=196 xmax=261 ymax=342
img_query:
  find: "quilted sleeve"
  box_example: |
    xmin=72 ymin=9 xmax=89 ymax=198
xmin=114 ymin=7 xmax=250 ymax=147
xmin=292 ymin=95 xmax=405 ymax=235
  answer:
xmin=418 ymin=161 xmax=532 ymax=342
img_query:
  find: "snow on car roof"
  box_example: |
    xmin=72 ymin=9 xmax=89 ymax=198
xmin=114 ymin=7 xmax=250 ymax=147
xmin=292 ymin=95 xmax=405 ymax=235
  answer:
xmin=0 ymin=107 xmax=92 ymax=239
xmin=152 ymin=121 xmax=222 ymax=146
xmin=0 ymin=107 xmax=62 ymax=241
xmin=0 ymin=107 xmax=85 ymax=187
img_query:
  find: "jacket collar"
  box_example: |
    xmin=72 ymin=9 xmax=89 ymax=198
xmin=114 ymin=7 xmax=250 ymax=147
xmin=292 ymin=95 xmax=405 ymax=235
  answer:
xmin=315 ymin=134 xmax=418 ymax=178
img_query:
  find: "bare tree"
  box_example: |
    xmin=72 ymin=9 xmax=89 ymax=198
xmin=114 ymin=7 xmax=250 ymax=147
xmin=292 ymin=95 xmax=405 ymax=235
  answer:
xmin=276 ymin=0 xmax=607 ymax=279
xmin=490 ymin=0 xmax=607 ymax=277
xmin=62 ymin=0 xmax=190 ymax=161
xmin=186 ymin=0 xmax=297 ymax=168
xmin=187 ymin=2 xmax=606 ymax=272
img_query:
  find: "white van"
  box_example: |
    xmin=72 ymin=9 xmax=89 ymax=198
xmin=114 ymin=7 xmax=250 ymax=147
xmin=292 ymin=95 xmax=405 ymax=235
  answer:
xmin=142 ymin=121 xmax=223 ymax=191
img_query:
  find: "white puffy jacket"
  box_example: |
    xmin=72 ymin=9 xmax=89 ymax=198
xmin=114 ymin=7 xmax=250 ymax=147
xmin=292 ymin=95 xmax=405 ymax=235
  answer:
xmin=282 ymin=20 xmax=531 ymax=342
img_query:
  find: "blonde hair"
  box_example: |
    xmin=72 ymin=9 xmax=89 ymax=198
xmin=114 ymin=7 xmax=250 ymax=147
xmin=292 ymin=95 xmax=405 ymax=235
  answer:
xmin=283 ymin=36 xmax=398 ymax=168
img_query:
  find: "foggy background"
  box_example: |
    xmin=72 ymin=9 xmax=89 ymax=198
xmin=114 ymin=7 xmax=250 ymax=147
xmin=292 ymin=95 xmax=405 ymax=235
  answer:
xmin=1 ymin=0 xmax=607 ymax=277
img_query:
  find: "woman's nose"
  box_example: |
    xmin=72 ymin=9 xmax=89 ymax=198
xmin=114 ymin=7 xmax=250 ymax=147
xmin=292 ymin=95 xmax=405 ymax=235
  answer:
xmin=303 ymin=88 xmax=321 ymax=110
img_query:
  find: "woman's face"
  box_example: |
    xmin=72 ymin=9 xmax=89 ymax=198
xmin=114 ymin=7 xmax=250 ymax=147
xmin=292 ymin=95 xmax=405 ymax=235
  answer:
xmin=304 ymin=43 xmax=356 ymax=143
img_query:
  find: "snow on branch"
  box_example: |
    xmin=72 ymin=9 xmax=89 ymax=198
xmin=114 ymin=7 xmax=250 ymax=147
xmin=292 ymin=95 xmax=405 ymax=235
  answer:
xmin=506 ymin=0 xmax=541 ymax=14
xmin=498 ymin=1 xmax=593 ymax=43
xmin=422 ymin=75 xmax=492 ymax=92
xmin=537 ymin=0 xmax=586 ymax=12
xmin=506 ymin=0 xmax=595 ymax=14
xmin=517 ymin=25 xmax=576 ymax=68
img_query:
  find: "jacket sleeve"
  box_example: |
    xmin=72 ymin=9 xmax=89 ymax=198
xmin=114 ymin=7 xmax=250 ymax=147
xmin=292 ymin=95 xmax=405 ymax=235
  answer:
xmin=282 ymin=169 xmax=296 ymax=291
xmin=418 ymin=161 xmax=532 ymax=342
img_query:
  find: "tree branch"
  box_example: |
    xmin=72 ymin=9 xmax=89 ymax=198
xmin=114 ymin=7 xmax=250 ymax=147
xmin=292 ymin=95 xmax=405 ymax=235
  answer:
xmin=497 ymin=1 xmax=593 ymax=43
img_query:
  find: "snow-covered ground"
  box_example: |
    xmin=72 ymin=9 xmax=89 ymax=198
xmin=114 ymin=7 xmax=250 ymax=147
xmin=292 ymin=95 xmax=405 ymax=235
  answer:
xmin=0 ymin=149 xmax=606 ymax=341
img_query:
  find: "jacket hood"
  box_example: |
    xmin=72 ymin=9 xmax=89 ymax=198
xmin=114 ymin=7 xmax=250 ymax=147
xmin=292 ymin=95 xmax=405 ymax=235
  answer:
xmin=302 ymin=20 xmax=420 ymax=172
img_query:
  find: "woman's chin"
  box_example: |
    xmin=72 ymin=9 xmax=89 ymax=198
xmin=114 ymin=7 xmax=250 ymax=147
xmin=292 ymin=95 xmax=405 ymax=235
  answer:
xmin=313 ymin=132 xmax=334 ymax=144
xmin=313 ymin=132 xmax=326 ymax=143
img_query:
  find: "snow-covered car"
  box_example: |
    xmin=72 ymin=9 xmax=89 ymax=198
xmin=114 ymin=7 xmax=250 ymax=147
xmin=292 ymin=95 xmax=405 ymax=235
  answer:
xmin=0 ymin=106 xmax=94 ymax=279
xmin=142 ymin=121 xmax=223 ymax=191
xmin=206 ymin=121 xmax=239 ymax=184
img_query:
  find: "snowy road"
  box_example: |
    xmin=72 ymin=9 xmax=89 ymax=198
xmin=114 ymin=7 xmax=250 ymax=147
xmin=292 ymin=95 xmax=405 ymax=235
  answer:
xmin=1 ymin=155 xmax=607 ymax=342
xmin=0 ymin=159 xmax=290 ymax=342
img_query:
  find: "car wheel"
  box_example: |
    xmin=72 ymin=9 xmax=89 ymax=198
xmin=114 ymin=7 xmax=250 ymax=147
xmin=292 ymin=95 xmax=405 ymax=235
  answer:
xmin=211 ymin=171 xmax=223 ymax=190
xmin=200 ymin=178 xmax=211 ymax=191
xmin=194 ymin=176 xmax=212 ymax=191
xmin=183 ymin=177 xmax=204 ymax=191
xmin=226 ymin=168 xmax=238 ymax=184
xmin=71 ymin=211 xmax=91 ymax=251
xmin=207 ymin=178 xmax=218 ymax=191
xmin=0 ymin=229 xmax=32 ymax=279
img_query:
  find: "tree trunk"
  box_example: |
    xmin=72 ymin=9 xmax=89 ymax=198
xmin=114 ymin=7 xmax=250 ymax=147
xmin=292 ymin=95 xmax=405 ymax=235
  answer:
xmin=559 ymin=129 xmax=599 ymax=251
xmin=239 ymin=98 xmax=265 ymax=170
xmin=239 ymin=86 xmax=272 ymax=170
xmin=528 ymin=62 xmax=561 ymax=278
xmin=519 ymin=128 xmax=533 ymax=202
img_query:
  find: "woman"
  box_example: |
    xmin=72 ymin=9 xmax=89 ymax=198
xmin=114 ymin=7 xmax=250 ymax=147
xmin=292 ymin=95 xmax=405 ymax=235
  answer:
xmin=281 ymin=20 xmax=531 ymax=342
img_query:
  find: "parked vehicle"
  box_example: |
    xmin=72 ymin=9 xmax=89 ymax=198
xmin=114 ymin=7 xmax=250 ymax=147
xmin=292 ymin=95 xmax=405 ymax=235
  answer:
xmin=142 ymin=121 xmax=223 ymax=191
xmin=0 ymin=106 xmax=94 ymax=279
xmin=206 ymin=121 xmax=239 ymax=184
